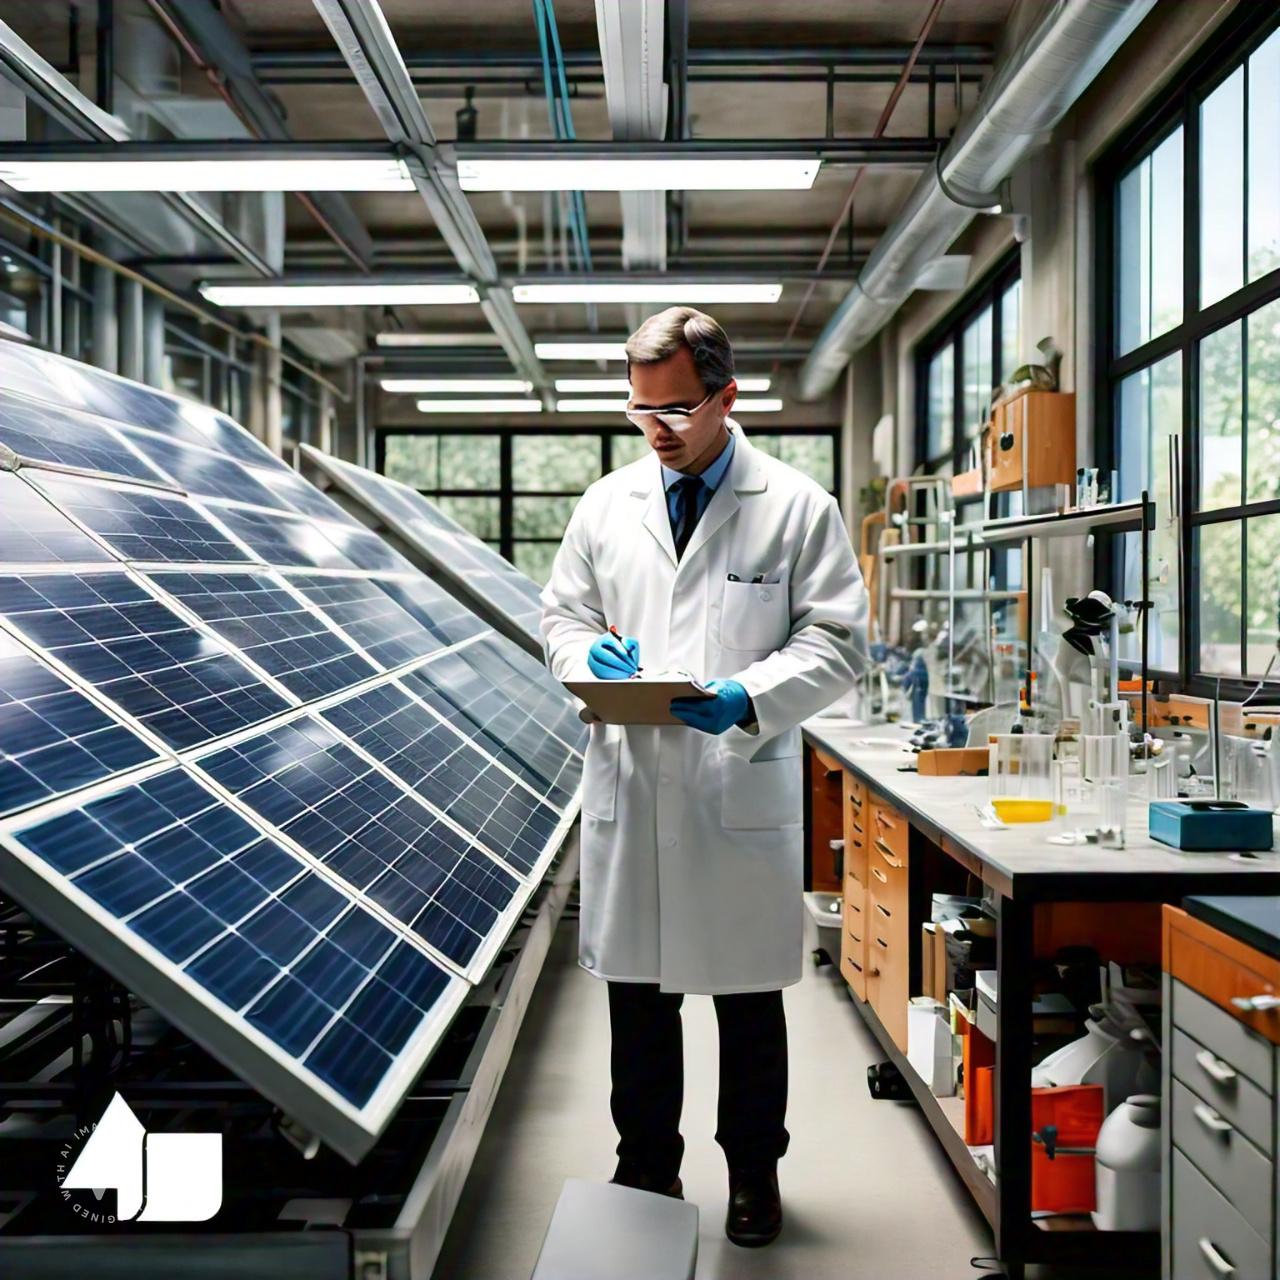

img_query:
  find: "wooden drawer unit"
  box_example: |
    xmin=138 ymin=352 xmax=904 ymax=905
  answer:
xmin=869 ymin=796 xmax=908 ymax=861
xmin=987 ymin=388 xmax=1076 ymax=494
xmin=867 ymin=883 xmax=909 ymax=1051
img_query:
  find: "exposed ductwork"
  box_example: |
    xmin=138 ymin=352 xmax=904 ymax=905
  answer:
xmin=594 ymin=0 xmax=667 ymax=271
xmin=796 ymin=0 xmax=1157 ymax=401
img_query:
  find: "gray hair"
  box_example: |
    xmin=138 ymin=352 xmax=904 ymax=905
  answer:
xmin=625 ymin=306 xmax=735 ymax=392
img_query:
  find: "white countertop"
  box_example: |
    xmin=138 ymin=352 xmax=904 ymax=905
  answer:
xmin=803 ymin=718 xmax=1280 ymax=899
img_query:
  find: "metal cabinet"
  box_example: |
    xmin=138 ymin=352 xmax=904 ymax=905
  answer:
xmin=1163 ymin=907 xmax=1280 ymax=1280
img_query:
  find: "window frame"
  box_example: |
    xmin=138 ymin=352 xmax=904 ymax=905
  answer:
xmin=376 ymin=425 xmax=841 ymax=573
xmin=1094 ymin=1 xmax=1280 ymax=697
xmin=913 ymin=250 xmax=1022 ymax=480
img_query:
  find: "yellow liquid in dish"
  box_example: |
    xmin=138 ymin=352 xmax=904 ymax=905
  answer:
xmin=990 ymin=798 xmax=1054 ymax=824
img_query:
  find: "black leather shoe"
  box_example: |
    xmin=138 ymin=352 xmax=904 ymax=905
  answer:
xmin=726 ymin=1165 xmax=782 ymax=1247
xmin=611 ymin=1161 xmax=683 ymax=1199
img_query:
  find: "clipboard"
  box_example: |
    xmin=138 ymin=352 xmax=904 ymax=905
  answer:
xmin=565 ymin=675 xmax=715 ymax=725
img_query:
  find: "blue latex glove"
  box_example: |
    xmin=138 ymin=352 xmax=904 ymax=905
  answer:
xmin=670 ymin=679 xmax=751 ymax=734
xmin=588 ymin=632 xmax=640 ymax=679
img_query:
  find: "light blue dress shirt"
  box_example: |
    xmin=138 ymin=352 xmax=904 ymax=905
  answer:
xmin=661 ymin=431 xmax=735 ymax=530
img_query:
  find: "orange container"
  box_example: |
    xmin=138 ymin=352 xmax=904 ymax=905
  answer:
xmin=960 ymin=1019 xmax=995 ymax=1145
xmin=1030 ymin=1084 xmax=1104 ymax=1213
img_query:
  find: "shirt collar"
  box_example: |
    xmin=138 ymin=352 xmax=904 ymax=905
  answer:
xmin=661 ymin=430 xmax=735 ymax=493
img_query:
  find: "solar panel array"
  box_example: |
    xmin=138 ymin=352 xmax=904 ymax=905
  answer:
xmin=301 ymin=444 xmax=544 ymax=649
xmin=0 ymin=339 xmax=584 ymax=1162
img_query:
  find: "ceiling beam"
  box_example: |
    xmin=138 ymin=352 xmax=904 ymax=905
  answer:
xmin=0 ymin=17 xmax=274 ymax=276
xmin=145 ymin=0 xmax=376 ymax=272
xmin=310 ymin=0 xmax=548 ymax=395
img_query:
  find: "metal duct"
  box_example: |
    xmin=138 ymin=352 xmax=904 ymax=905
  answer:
xmin=594 ymin=0 xmax=667 ymax=270
xmin=796 ymin=0 xmax=1157 ymax=400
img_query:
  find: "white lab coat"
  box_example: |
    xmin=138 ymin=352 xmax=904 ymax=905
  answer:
xmin=541 ymin=425 xmax=867 ymax=993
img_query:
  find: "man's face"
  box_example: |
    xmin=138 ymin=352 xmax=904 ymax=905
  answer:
xmin=628 ymin=346 xmax=736 ymax=472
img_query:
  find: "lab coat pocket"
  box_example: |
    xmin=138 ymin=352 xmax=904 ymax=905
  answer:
xmin=582 ymin=722 xmax=621 ymax=821
xmin=719 ymin=746 xmax=802 ymax=830
xmin=720 ymin=576 xmax=789 ymax=652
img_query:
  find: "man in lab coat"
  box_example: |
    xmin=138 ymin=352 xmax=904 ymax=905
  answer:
xmin=541 ymin=307 xmax=865 ymax=1247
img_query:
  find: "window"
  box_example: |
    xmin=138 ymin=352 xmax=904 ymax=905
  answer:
xmin=379 ymin=426 xmax=840 ymax=585
xmin=1099 ymin=6 xmax=1280 ymax=687
xmin=916 ymin=257 xmax=1021 ymax=477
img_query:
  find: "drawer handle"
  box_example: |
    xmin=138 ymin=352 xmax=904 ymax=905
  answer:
xmin=876 ymin=840 xmax=903 ymax=869
xmin=1197 ymin=1238 xmax=1235 ymax=1277
xmin=1192 ymin=1102 xmax=1234 ymax=1137
xmin=875 ymin=809 xmax=897 ymax=830
xmin=1194 ymin=1048 xmax=1238 ymax=1086
xmin=875 ymin=902 xmax=891 ymax=920
xmin=847 ymin=957 xmax=863 ymax=973
xmin=1231 ymin=993 xmax=1280 ymax=1012
xmin=874 ymin=935 xmax=889 ymax=951
xmin=871 ymin=866 xmax=888 ymax=885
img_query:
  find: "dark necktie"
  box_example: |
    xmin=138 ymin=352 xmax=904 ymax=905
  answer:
xmin=671 ymin=475 xmax=705 ymax=560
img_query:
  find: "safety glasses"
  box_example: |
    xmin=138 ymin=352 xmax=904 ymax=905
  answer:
xmin=625 ymin=388 xmax=717 ymax=433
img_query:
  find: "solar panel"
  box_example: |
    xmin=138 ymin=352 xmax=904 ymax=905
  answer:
xmin=0 ymin=472 xmax=113 ymax=565
xmin=400 ymin=645 xmax=583 ymax=810
xmin=373 ymin=575 xmax=487 ymax=648
xmin=0 ymin=571 xmax=291 ymax=749
xmin=208 ymin=504 xmax=359 ymax=571
xmin=316 ymin=521 xmax=419 ymax=574
xmin=321 ymin=681 xmax=562 ymax=876
xmin=146 ymin=569 xmax=377 ymax=701
xmin=196 ymin=716 xmax=523 ymax=973
xmin=31 ymin=472 xmax=253 ymax=565
xmin=120 ymin=429 xmax=283 ymax=509
xmin=0 ymin=629 xmax=157 ymax=818
xmin=0 ymin=764 xmax=467 ymax=1157
xmin=301 ymin=445 xmax=543 ymax=645
xmin=286 ymin=574 xmax=444 ymax=669
xmin=0 ymin=387 xmax=168 ymax=483
xmin=258 ymin=465 xmax=367 ymax=526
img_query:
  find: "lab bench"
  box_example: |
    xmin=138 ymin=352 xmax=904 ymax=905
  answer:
xmin=803 ymin=719 xmax=1280 ymax=1280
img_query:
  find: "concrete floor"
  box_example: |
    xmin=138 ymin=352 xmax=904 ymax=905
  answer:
xmin=432 ymin=914 xmax=999 ymax=1280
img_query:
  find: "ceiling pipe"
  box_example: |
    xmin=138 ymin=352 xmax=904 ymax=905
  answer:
xmin=796 ymin=0 xmax=1157 ymax=401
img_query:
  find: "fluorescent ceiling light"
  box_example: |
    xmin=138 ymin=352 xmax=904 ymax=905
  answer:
xmin=535 ymin=341 xmax=628 ymax=360
xmin=457 ymin=156 xmax=820 ymax=193
xmin=415 ymin=399 xmax=543 ymax=414
xmin=0 ymin=156 xmax=415 ymax=193
xmin=555 ymin=397 xmax=783 ymax=413
xmin=376 ymin=332 xmax=504 ymax=347
xmin=554 ymin=376 xmax=771 ymax=393
xmin=382 ymin=377 xmax=532 ymax=393
xmin=200 ymin=282 xmax=479 ymax=308
xmin=516 ymin=283 xmax=782 ymax=304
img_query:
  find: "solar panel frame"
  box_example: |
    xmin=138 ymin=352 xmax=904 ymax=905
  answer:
xmin=0 ymin=760 xmax=470 ymax=1162
xmin=301 ymin=445 xmax=543 ymax=655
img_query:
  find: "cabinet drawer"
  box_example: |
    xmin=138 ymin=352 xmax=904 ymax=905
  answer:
xmin=841 ymin=944 xmax=866 ymax=999
xmin=844 ymin=880 xmax=865 ymax=941
xmin=1171 ymin=1149 xmax=1271 ymax=1280
xmin=1171 ymin=1078 xmax=1272 ymax=1241
xmin=868 ymin=887 xmax=909 ymax=1051
xmin=870 ymin=801 xmax=909 ymax=860
xmin=1172 ymin=1026 xmax=1273 ymax=1156
xmin=867 ymin=862 xmax=907 ymax=930
xmin=1173 ymin=980 xmax=1274 ymax=1091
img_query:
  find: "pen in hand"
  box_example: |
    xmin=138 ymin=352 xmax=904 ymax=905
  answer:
xmin=608 ymin=625 xmax=643 ymax=674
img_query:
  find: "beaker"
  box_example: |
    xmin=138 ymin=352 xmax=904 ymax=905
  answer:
xmin=989 ymin=733 xmax=1055 ymax=823
xmin=1082 ymin=733 xmax=1129 ymax=831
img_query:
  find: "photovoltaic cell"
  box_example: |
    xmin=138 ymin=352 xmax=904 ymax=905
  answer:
xmin=321 ymin=682 xmax=560 ymax=875
xmin=147 ymin=569 xmax=376 ymax=701
xmin=34 ymin=473 xmax=251 ymax=565
xmin=120 ymin=430 xmax=282 ymax=509
xmin=210 ymin=504 xmax=358 ymax=571
xmin=10 ymin=766 xmax=458 ymax=1108
xmin=374 ymin=576 xmax=486 ymax=648
xmin=316 ymin=522 xmax=418 ymax=574
xmin=0 ymin=630 xmax=156 ymax=818
xmin=0 ymin=388 xmax=165 ymax=483
xmin=400 ymin=656 xmax=582 ymax=810
xmin=199 ymin=717 xmax=521 ymax=969
xmin=258 ymin=467 xmax=364 ymax=526
xmin=286 ymin=575 xmax=442 ymax=669
xmin=0 ymin=571 xmax=290 ymax=749
xmin=0 ymin=473 xmax=112 ymax=565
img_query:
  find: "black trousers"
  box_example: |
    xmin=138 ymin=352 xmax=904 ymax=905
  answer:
xmin=607 ymin=981 xmax=789 ymax=1184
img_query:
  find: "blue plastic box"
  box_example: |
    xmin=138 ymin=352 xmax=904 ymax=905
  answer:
xmin=1149 ymin=800 xmax=1274 ymax=852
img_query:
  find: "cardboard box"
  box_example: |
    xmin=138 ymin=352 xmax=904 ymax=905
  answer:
xmin=917 ymin=747 xmax=990 ymax=776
